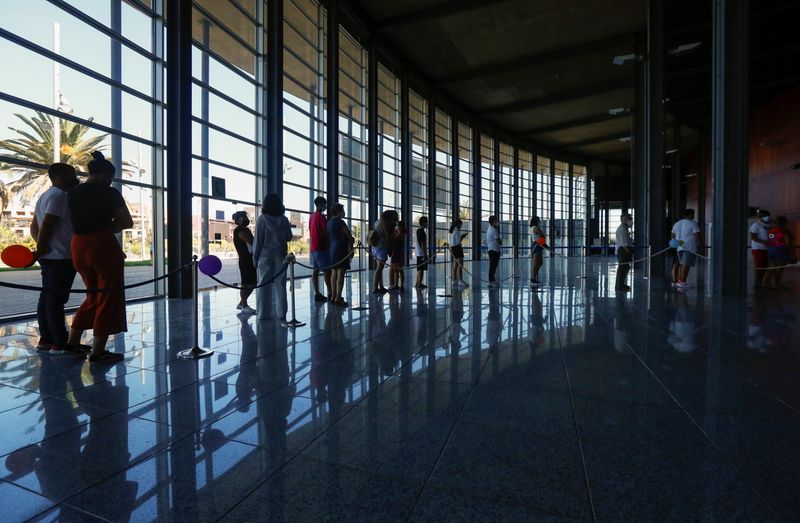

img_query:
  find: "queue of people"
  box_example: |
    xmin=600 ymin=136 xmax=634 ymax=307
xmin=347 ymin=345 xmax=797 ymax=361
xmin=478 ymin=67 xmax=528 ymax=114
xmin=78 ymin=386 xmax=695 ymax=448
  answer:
xmin=28 ymin=163 xmax=794 ymax=366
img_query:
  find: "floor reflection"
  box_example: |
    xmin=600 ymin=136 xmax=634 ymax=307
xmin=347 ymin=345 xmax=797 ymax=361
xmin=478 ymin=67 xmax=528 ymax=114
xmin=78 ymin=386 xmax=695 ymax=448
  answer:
xmin=0 ymin=258 xmax=797 ymax=519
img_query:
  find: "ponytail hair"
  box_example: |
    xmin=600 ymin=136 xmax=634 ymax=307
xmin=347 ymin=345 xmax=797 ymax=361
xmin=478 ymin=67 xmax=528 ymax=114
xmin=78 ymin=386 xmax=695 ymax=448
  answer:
xmin=87 ymin=151 xmax=115 ymax=178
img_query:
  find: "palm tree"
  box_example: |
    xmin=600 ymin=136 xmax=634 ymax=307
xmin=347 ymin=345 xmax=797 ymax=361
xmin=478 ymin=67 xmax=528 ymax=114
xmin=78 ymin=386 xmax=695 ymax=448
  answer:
xmin=0 ymin=111 xmax=107 ymax=208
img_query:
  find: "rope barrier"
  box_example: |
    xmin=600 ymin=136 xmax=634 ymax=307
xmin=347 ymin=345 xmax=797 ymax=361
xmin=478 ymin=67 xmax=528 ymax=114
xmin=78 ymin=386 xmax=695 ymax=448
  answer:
xmin=0 ymin=262 xmax=191 ymax=293
xmin=206 ymin=261 xmax=289 ymax=290
xmin=291 ymin=241 xmax=361 ymax=271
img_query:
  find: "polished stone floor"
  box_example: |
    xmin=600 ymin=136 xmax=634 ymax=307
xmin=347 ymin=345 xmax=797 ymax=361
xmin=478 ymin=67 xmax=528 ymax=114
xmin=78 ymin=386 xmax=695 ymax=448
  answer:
xmin=0 ymin=256 xmax=797 ymax=521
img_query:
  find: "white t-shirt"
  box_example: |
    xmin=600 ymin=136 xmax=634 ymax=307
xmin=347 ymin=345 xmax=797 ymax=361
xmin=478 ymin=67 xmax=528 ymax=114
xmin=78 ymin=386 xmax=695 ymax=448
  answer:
xmin=486 ymin=225 xmax=501 ymax=252
xmin=671 ymin=218 xmax=700 ymax=253
xmin=749 ymin=221 xmax=769 ymax=250
xmin=34 ymin=186 xmax=73 ymax=260
xmin=450 ymin=227 xmax=461 ymax=247
xmin=615 ymin=224 xmax=632 ymax=248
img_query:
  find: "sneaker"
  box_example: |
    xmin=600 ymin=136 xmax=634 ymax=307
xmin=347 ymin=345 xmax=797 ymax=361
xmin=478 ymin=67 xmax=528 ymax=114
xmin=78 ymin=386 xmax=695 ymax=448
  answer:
xmin=236 ymin=303 xmax=244 ymax=310
xmin=88 ymin=351 xmax=124 ymax=364
xmin=677 ymin=282 xmax=692 ymax=289
xmin=48 ymin=346 xmax=65 ymax=355
xmin=239 ymin=305 xmax=256 ymax=315
xmin=36 ymin=342 xmax=53 ymax=352
xmin=459 ymin=280 xmax=470 ymax=288
xmin=314 ymin=293 xmax=328 ymax=302
xmin=280 ymin=318 xmax=291 ymax=327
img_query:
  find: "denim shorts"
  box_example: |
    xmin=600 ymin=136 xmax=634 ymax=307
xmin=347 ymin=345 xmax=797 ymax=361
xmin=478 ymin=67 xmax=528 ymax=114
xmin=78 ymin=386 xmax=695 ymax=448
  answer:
xmin=371 ymin=247 xmax=388 ymax=263
xmin=678 ymin=250 xmax=696 ymax=267
xmin=310 ymin=250 xmax=330 ymax=270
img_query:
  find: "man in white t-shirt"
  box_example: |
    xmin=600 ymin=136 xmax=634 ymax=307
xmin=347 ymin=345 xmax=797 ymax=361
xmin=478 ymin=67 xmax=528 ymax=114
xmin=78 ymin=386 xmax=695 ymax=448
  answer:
xmin=749 ymin=209 xmax=771 ymax=288
xmin=30 ymin=163 xmax=79 ymax=354
xmin=671 ymin=208 xmax=702 ymax=288
xmin=615 ymin=213 xmax=634 ymax=291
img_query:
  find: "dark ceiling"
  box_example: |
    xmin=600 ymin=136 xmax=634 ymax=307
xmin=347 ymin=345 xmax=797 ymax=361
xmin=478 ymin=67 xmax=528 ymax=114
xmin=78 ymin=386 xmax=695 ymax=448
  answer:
xmin=354 ymin=0 xmax=800 ymax=164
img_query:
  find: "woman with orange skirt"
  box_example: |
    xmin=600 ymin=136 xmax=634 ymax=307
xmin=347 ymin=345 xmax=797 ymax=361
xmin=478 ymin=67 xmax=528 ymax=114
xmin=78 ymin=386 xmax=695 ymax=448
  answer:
xmin=66 ymin=151 xmax=133 ymax=364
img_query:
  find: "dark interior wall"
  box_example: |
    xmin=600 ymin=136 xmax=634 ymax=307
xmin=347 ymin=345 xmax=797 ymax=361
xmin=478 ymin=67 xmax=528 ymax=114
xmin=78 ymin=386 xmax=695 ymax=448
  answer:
xmin=686 ymin=84 xmax=800 ymax=244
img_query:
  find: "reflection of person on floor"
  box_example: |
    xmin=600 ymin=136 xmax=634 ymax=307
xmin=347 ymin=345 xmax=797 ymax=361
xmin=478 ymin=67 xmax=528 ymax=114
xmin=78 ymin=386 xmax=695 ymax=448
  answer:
xmin=235 ymin=314 xmax=258 ymax=410
xmin=33 ymin=357 xmax=136 ymax=520
xmin=667 ymin=292 xmax=698 ymax=353
xmin=449 ymin=289 xmax=465 ymax=347
xmin=486 ymin=287 xmax=501 ymax=348
xmin=528 ymin=292 xmax=547 ymax=353
xmin=613 ymin=295 xmax=631 ymax=354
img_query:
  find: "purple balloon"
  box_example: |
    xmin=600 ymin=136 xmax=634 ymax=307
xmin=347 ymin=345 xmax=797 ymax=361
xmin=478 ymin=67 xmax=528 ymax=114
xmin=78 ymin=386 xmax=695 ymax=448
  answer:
xmin=198 ymin=255 xmax=222 ymax=276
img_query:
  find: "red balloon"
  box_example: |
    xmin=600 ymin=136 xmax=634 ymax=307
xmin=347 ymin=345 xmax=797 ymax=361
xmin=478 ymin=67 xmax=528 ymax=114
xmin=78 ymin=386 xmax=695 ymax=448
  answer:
xmin=536 ymin=237 xmax=546 ymax=246
xmin=1 ymin=245 xmax=36 ymax=268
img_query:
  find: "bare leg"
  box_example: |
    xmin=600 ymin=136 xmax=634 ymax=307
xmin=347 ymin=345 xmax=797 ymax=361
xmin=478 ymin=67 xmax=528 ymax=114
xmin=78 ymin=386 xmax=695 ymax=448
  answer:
xmin=67 ymin=327 xmax=84 ymax=346
xmin=312 ymin=269 xmax=320 ymax=295
xmin=324 ymin=271 xmax=332 ymax=296
xmin=373 ymin=261 xmax=385 ymax=292
xmin=91 ymin=334 xmax=109 ymax=356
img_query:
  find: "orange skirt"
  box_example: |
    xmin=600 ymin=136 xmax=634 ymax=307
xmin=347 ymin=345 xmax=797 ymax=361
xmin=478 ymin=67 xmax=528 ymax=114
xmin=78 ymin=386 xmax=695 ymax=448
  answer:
xmin=71 ymin=231 xmax=127 ymax=336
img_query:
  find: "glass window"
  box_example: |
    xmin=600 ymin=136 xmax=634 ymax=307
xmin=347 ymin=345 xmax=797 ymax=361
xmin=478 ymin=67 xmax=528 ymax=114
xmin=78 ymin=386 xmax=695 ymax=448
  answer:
xmin=457 ymin=122 xmax=473 ymax=259
xmin=377 ymin=64 xmax=401 ymax=214
xmin=572 ymin=164 xmax=587 ymax=255
xmin=409 ymin=89 xmax=428 ymax=228
xmin=434 ymin=109 xmax=452 ymax=249
xmin=282 ymin=0 xmax=326 ymax=260
xmin=498 ymin=142 xmax=513 ymax=247
xmin=537 ymin=155 xmax=552 ymax=244
xmin=480 ymin=134 xmax=495 ymax=226
xmin=337 ymin=27 xmax=367 ymax=255
xmin=554 ymin=160 xmax=569 ymax=250
xmin=518 ymin=149 xmax=534 ymax=249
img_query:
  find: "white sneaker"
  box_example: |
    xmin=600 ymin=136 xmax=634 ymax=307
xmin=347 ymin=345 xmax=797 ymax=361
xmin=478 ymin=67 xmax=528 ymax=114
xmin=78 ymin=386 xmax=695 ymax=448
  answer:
xmin=48 ymin=347 xmax=65 ymax=355
xmin=239 ymin=305 xmax=256 ymax=315
xmin=236 ymin=303 xmax=244 ymax=310
xmin=676 ymin=282 xmax=692 ymax=289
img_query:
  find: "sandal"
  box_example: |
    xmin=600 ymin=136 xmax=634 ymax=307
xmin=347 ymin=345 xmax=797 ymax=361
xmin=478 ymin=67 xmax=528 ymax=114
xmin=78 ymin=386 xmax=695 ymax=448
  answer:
xmin=88 ymin=351 xmax=124 ymax=364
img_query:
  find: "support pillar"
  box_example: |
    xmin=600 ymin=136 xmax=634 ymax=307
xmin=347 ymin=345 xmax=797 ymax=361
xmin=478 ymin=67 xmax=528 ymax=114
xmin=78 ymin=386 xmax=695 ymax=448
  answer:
xmin=326 ymin=0 xmax=340 ymax=203
xmin=711 ymin=0 xmax=749 ymax=296
xmin=472 ymin=125 xmax=482 ymax=259
xmin=670 ymin=124 xmax=682 ymax=225
xmin=646 ymin=0 xmax=665 ymax=275
xmin=633 ymin=38 xmax=647 ymax=250
xmin=266 ymin=0 xmax=284 ymax=196
xmin=427 ymin=98 xmax=437 ymax=257
xmin=367 ymin=37 xmax=379 ymax=230
xmin=512 ymin=146 xmax=520 ymax=257
xmin=166 ymin=0 xmax=193 ymax=298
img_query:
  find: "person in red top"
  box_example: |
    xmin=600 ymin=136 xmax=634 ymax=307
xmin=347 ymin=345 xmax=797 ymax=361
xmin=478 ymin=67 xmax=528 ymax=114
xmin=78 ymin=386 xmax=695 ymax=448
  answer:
xmin=309 ymin=196 xmax=331 ymax=302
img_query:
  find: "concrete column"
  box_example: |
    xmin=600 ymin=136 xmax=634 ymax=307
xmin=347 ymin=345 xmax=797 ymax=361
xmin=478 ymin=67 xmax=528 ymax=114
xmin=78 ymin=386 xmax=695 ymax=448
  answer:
xmin=646 ymin=0 xmax=665 ymax=276
xmin=711 ymin=0 xmax=749 ymax=296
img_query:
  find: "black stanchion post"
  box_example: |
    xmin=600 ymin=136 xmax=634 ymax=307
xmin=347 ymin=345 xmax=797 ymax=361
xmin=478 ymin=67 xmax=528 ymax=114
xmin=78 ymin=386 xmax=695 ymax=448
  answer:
xmin=178 ymin=255 xmax=214 ymax=359
xmin=352 ymin=242 xmax=368 ymax=311
xmin=285 ymin=254 xmax=305 ymax=328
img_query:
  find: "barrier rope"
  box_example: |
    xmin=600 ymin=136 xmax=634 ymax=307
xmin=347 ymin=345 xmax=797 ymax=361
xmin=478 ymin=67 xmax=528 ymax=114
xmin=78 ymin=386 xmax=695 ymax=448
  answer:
xmin=207 ymin=261 xmax=289 ymax=290
xmin=0 ymin=262 xmax=191 ymax=293
xmin=360 ymin=242 xmax=449 ymax=268
xmin=291 ymin=242 xmax=361 ymax=271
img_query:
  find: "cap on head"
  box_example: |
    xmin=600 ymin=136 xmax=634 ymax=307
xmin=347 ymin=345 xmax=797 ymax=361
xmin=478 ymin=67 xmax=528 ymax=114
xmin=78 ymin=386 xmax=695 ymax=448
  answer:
xmin=757 ymin=209 xmax=770 ymax=218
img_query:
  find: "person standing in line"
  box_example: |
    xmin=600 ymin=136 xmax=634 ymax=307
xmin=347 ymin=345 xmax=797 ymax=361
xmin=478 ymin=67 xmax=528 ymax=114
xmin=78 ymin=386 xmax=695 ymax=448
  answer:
xmin=326 ymin=203 xmax=352 ymax=306
xmin=309 ymin=196 xmax=331 ymax=302
xmin=671 ymin=208 xmax=702 ymax=289
xmin=370 ymin=210 xmax=395 ymax=294
xmin=389 ymin=221 xmax=407 ymax=291
xmin=750 ymin=209 xmax=772 ymax=289
xmin=486 ymin=215 xmax=502 ymax=285
xmin=30 ymin=163 xmax=80 ymax=355
xmin=765 ymin=216 xmax=796 ymax=289
xmin=253 ymin=193 xmax=293 ymax=324
xmin=615 ymin=213 xmax=634 ymax=292
xmin=529 ymin=216 xmax=546 ymax=286
xmin=449 ymin=219 xmax=468 ymax=287
xmin=66 ymin=152 xmax=133 ymax=364
xmin=414 ymin=216 xmax=429 ymax=289
xmin=231 ymin=211 xmax=256 ymax=314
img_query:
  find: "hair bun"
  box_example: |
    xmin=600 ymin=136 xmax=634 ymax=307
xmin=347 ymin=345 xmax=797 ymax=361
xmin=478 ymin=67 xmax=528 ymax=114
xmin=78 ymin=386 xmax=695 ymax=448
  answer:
xmin=90 ymin=151 xmax=105 ymax=161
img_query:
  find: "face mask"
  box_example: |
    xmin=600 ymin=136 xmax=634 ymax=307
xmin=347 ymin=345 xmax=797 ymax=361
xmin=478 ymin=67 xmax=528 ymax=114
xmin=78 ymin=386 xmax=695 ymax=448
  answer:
xmin=761 ymin=216 xmax=770 ymax=223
